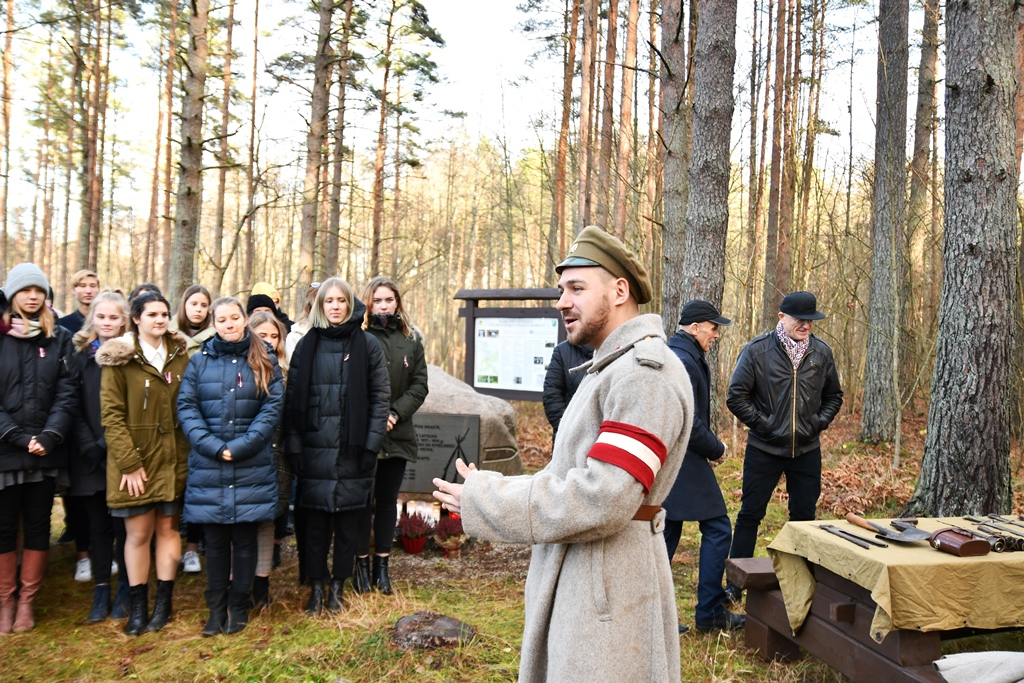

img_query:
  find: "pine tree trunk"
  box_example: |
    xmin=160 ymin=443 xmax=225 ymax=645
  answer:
xmin=596 ymin=0 xmax=619 ymax=229
xmin=371 ymin=0 xmax=396 ymax=275
xmin=907 ymin=0 xmax=1017 ymax=516
xmin=168 ymin=0 xmax=210 ymax=299
xmin=145 ymin=17 xmax=167 ymax=284
xmin=162 ymin=0 xmax=179 ymax=287
xmin=391 ymin=77 xmax=402 ymax=276
xmin=326 ymin=0 xmax=352 ymax=278
xmin=299 ymin=0 xmax=335 ymax=287
xmin=776 ymin=0 xmax=796 ymax=296
xmin=612 ymin=0 xmax=639 ymax=239
xmin=0 ymin=0 xmax=12 ymax=272
xmin=760 ymin=0 xmax=786 ymax=329
xmin=548 ymin=0 xmax=579 ymax=282
xmin=861 ymin=0 xmax=908 ymax=443
xmin=659 ymin=0 xmax=691 ymax=336
xmin=576 ymin=0 xmax=598 ymax=230
xmin=904 ymin=0 xmax=939 ymax=402
xmin=679 ymin=0 xmax=736 ymax=306
xmin=213 ymin=0 xmax=235 ymax=279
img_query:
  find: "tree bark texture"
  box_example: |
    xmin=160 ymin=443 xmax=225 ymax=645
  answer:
xmin=760 ymin=0 xmax=786 ymax=329
xmin=326 ymin=0 xmax=353 ymax=278
xmin=162 ymin=0 xmax=179 ymax=287
xmin=576 ymin=0 xmax=598 ymax=230
xmin=659 ymin=0 xmax=690 ymax=336
xmin=214 ymin=0 xmax=235 ymax=279
xmin=371 ymin=0 xmax=396 ymax=276
xmin=612 ymin=0 xmax=639 ymax=239
xmin=549 ymin=0 xmax=579 ymax=281
xmin=904 ymin=0 xmax=939 ymax=396
xmin=861 ymin=0 xmax=908 ymax=443
xmin=679 ymin=0 xmax=736 ymax=308
xmin=596 ymin=0 xmax=619 ymax=229
xmin=908 ymin=0 xmax=1018 ymax=516
xmin=169 ymin=0 xmax=210 ymax=299
xmin=300 ymin=0 xmax=335 ymax=287
xmin=0 ymin=0 xmax=10 ymax=273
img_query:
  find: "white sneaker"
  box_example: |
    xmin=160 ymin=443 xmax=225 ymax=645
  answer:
xmin=182 ymin=550 xmax=202 ymax=573
xmin=111 ymin=560 xmax=119 ymax=576
xmin=74 ymin=557 xmax=92 ymax=582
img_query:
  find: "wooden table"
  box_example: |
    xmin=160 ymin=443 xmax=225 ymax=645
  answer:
xmin=727 ymin=518 xmax=1024 ymax=683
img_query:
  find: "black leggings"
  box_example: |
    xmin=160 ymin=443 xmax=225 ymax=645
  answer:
xmin=203 ymin=523 xmax=259 ymax=594
xmin=0 ymin=478 xmax=56 ymax=553
xmin=356 ymin=458 xmax=407 ymax=555
xmin=303 ymin=509 xmax=360 ymax=582
xmin=65 ymin=495 xmax=91 ymax=553
xmin=76 ymin=491 xmax=119 ymax=585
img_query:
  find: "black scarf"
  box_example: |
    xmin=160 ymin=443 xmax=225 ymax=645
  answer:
xmin=289 ymin=297 xmax=368 ymax=450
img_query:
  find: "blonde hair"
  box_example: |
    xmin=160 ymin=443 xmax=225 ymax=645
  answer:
xmin=75 ymin=290 xmax=129 ymax=350
xmin=211 ymin=297 xmax=276 ymax=396
xmin=70 ymin=269 xmax=99 ymax=288
xmin=308 ymin=278 xmax=354 ymax=329
xmin=247 ymin=309 xmax=289 ymax=377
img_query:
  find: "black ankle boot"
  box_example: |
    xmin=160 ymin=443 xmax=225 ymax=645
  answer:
xmin=326 ymin=578 xmax=345 ymax=612
xmin=146 ymin=579 xmax=174 ymax=631
xmin=353 ymin=557 xmax=371 ymax=594
xmin=224 ymin=590 xmax=251 ymax=635
xmin=111 ymin=578 xmax=131 ymax=619
xmin=88 ymin=584 xmax=111 ymax=623
xmin=123 ymin=584 xmax=149 ymax=636
xmin=202 ymin=589 xmax=227 ymax=637
xmin=251 ymin=575 xmax=270 ymax=609
xmin=305 ymin=580 xmax=326 ymax=616
xmin=372 ymin=555 xmax=393 ymax=596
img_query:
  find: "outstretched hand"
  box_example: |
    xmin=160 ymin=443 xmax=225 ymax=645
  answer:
xmin=432 ymin=458 xmax=477 ymax=516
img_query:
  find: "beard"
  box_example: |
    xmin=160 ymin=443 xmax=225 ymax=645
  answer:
xmin=565 ymin=292 xmax=611 ymax=347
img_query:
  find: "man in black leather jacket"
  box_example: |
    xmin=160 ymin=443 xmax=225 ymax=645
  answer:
xmin=724 ymin=291 xmax=843 ymax=601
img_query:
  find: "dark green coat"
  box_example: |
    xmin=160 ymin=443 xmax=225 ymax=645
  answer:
xmin=97 ymin=332 xmax=191 ymax=509
xmin=365 ymin=318 xmax=429 ymax=462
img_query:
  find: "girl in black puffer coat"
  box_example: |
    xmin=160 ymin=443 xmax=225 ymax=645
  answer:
xmin=352 ymin=276 xmax=429 ymax=596
xmin=70 ymin=290 xmax=131 ymax=624
xmin=285 ymin=278 xmax=390 ymax=615
xmin=0 ymin=263 xmax=78 ymax=634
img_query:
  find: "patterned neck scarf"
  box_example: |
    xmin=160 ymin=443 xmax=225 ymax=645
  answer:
xmin=776 ymin=319 xmax=809 ymax=370
xmin=6 ymin=315 xmax=43 ymax=339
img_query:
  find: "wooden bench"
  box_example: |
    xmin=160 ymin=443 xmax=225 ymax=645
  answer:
xmin=725 ymin=558 xmax=945 ymax=683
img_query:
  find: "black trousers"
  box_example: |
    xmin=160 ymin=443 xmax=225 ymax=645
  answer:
xmin=77 ymin=490 xmax=116 ymax=585
xmin=203 ymin=522 xmax=259 ymax=594
xmin=66 ymin=494 xmax=91 ymax=553
xmin=729 ymin=443 xmax=822 ymax=561
xmin=303 ymin=509 xmax=360 ymax=582
xmin=0 ymin=477 xmax=57 ymax=553
xmin=356 ymin=457 xmax=407 ymax=555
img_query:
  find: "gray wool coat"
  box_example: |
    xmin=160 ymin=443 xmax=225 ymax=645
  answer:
xmin=461 ymin=314 xmax=694 ymax=683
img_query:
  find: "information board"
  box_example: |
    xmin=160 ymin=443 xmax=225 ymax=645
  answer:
xmin=403 ymin=413 xmax=481 ymax=493
xmin=472 ymin=316 xmax=559 ymax=393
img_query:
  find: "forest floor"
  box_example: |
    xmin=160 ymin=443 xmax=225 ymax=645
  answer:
xmin=7 ymin=402 xmax=1024 ymax=682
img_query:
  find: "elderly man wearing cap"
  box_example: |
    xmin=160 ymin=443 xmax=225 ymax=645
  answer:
xmin=664 ymin=300 xmax=745 ymax=634
xmin=433 ymin=226 xmax=693 ymax=683
xmin=724 ymin=291 xmax=843 ymax=603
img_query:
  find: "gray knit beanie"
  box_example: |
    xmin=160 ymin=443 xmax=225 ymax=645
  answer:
xmin=3 ymin=263 xmax=50 ymax=300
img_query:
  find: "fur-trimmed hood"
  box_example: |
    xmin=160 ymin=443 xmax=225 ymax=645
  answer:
xmin=96 ymin=330 xmax=190 ymax=367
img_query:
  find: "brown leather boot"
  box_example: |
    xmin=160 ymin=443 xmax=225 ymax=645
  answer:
xmin=0 ymin=552 xmax=16 ymax=634
xmin=13 ymin=549 xmax=47 ymax=633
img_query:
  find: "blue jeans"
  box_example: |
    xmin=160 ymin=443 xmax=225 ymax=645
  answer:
xmin=729 ymin=443 xmax=821 ymax=562
xmin=665 ymin=514 xmax=733 ymax=622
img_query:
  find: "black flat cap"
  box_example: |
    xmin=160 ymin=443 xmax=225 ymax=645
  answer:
xmin=678 ymin=300 xmax=732 ymax=326
xmin=779 ymin=291 xmax=826 ymax=320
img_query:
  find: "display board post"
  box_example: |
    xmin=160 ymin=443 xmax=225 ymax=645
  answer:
xmin=455 ymin=288 xmax=564 ymax=402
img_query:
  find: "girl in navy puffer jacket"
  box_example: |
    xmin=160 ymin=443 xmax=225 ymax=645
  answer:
xmin=177 ymin=297 xmax=283 ymax=637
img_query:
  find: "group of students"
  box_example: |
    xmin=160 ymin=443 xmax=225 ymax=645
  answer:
xmin=0 ymin=263 xmax=429 ymax=638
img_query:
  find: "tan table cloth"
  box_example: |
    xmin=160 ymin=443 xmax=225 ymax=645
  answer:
xmin=767 ymin=518 xmax=1024 ymax=642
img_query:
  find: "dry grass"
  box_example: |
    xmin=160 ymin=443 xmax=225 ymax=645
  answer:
xmin=8 ymin=403 xmax=1024 ymax=682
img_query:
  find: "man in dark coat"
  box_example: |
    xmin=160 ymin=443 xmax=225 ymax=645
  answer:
xmin=665 ymin=300 xmax=744 ymax=633
xmin=542 ymin=340 xmax=594 ymax=438
xmin=725 ymin=291 xmax=844 ymax=601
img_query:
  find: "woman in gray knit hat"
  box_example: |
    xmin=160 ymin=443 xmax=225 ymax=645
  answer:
xmin=0 ymin=263 xmax=79 ymax=633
